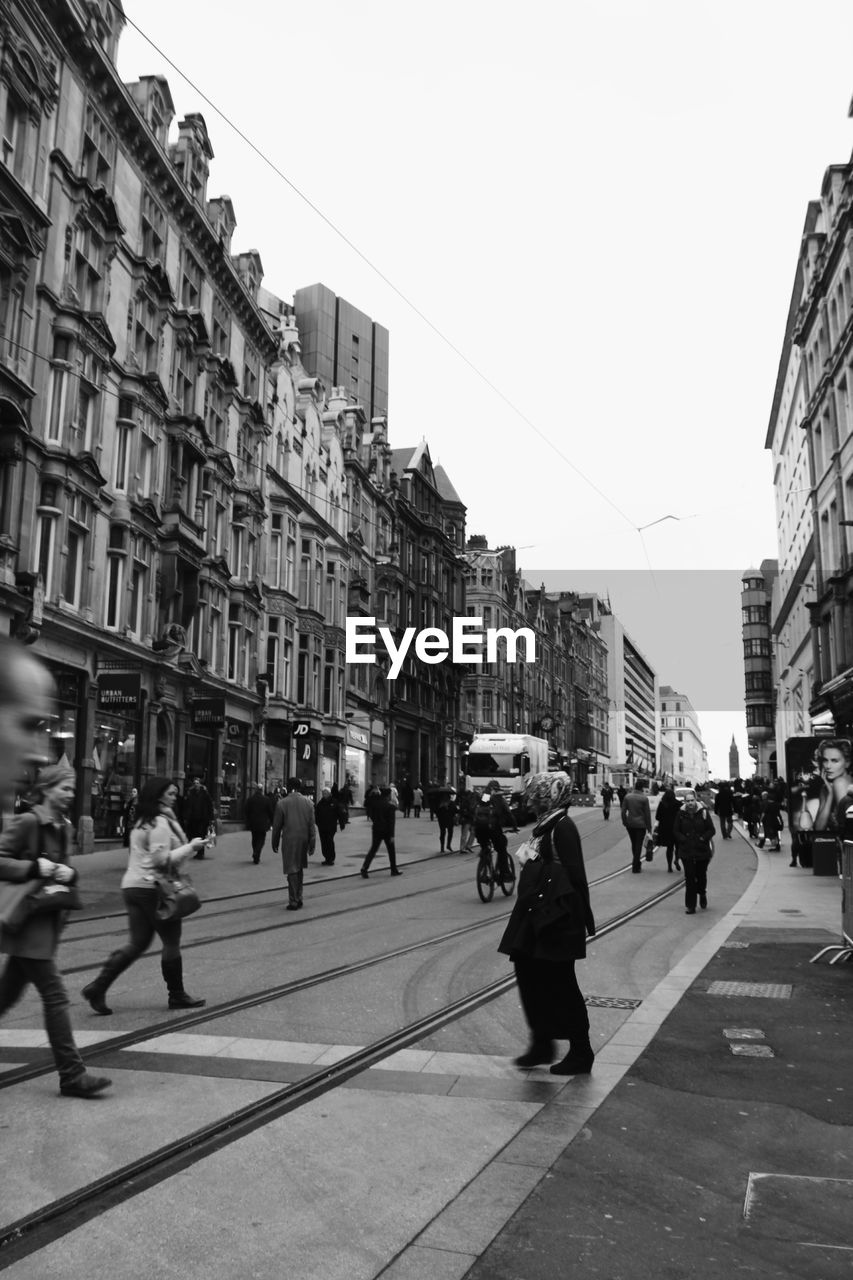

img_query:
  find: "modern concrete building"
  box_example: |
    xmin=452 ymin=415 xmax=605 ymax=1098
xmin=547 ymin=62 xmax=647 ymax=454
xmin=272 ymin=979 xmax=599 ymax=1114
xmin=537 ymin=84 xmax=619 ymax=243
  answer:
xmin=659 ymin=686 xmax=707 ymax=785
xmin=293 ymin=284 xmax=389 ymax=422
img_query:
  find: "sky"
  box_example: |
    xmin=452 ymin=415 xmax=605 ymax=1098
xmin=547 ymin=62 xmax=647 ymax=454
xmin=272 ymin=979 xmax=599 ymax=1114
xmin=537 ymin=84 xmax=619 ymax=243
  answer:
xmin=115 ymin=0 xmax=853 ymax=775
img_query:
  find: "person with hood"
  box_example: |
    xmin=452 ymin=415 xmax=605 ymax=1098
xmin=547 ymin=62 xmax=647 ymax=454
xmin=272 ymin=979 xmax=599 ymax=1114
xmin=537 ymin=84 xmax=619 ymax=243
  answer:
xmin=673 ymin=794 xmax=716 ymax=914
xmin=498 ymin=779 xmax=596 ymax=1075
xmin=655 ymin=784 xmax=682 ymax=872
xmin=315 ymin=787 xmax=340 ymax=865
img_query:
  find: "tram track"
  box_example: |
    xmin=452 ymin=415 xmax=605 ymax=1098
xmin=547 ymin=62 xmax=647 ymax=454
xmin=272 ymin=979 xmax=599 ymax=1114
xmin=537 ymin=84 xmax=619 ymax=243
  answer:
xmin=0 ymin=872 xmax=685 ymax=1268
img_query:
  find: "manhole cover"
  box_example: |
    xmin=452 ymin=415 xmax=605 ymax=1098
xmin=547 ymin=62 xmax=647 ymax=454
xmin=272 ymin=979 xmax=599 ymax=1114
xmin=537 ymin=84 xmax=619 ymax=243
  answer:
xmin=706 ymin=982 xmax=793 ymax=999
xmin=584 ymin=996 xmax=642 ymax=1009
xmin=721 ymin=941 xmax=750 ymax=949
xmin=730 ymin=1044 xmax=775 ymax=1057
xmin=724 ymin=1028 xmax=765 ymax=1040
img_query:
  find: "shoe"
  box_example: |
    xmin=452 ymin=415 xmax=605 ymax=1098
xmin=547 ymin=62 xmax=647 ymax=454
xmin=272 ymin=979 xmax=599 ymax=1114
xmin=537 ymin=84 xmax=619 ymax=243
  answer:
xmin=439 ymin=845 xmax=445 ymax=852
xmin=81 ymin=982 xmax=112 ymax=1016
xmin=699 ymin=894 xmax=707 ymax=909
xmin=550 ymin=1049 xmax=594 ymax=1076
xmin=192 ymin=853 xmax=205 ymax=860
xmin=360 ymin=868 xmax=369 ymax=879
xmin=631 ymin=866 xmax=642 ymax=873
xmin=60 ymin=1072 xmax=112 ymax=1098
xmin=286 ymin=903 xmax=299 ymax=910
xmin=674 ymin=863 xmax=681 ymax=871
xmin=789 ymin=860 xmax=797 ymax=867
xmin=390 ymin=870 xmax=402 ymax=876
xmin=296 ymin=902 xmax=304 ymax=909
xmin=252 ymin=857 xmax=259 ymax=864
xmin=667 ymin=866 xmax=673 ymax=873
xmin=168 ymin=992 xmax=206 ymax=1009
xmin=514 ymin=1042 xmax=555 ymax=1068
xmin=685 ymin=908 xmax=696 ymax=914
xmin=447 ymin=846 xmax=453 ymax=852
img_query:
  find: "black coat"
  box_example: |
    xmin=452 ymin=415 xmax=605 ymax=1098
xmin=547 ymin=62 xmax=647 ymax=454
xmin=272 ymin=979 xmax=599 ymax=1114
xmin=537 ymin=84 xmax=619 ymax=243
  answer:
xmin=315 ymin=797 xmax=340 ymax=836
xmin=673 ymin=807 xmax=715 ymax=859
xmin=655 ymin=790 xmax=681 ymax=842
xmin=498 ymin=811 xmax=595 ymax=962
xmin=245 ymin=791 xmax=272 ymax=832
xmin=371 ymin=798 xmax=397 ymax=839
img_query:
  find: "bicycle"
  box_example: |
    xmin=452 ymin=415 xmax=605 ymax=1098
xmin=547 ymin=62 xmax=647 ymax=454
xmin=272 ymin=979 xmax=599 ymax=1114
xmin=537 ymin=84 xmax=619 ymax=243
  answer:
xmin=475 ymin=835 xmax=517 ymax=902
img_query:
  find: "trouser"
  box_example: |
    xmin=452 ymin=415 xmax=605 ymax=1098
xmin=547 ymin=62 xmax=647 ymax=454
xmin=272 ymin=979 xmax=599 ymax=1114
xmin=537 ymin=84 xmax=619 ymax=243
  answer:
xmin=602 ymin=803 xmax=611 ymax=819
xmin=413 ymin=806 xmax=421 ymax=817
xmin=0 ymin=955 xmax=85 ymax=1086
xmin=251 ymin=829 xmax=267 ymax=861
xmin=683 ymin=857 xmax=709 ymax=910
xmin=437 ymin=814 xmax=455 ymax=849
xmin=514 ymin=957 xmax=589 ymax=1045
xmin=460 ymin=821 xmax=474 ymax=850
xmin=287 ymin=869 xmax=304 ymax=906
xmin=718 ymin=815 xmax=733 ymax=840
xmin=627 ymin=827 xmax=646 ymax=867
xmin=88 ymin=888 xmax=184 ymax=1003
xmin=363 ymin=836 xmax=398 ymax=872
xmin=477 ymin=825 xmax=510 ymax=877
xmin=664 ymin=842 xmax=678 ymax=870
xmin=319 ymin=831 xmax=336 ymax=864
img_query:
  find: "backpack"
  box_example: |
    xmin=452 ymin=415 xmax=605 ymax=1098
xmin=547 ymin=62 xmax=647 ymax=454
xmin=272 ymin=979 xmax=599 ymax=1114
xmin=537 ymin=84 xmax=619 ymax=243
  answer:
xmin=475 ymin=798 xmax=500 ymax=830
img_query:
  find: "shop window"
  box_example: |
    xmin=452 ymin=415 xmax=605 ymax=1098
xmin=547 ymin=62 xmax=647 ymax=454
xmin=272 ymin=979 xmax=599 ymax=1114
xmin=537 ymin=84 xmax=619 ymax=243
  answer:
xmin=46 ymin=334 xmax=72 ymax=443
xmin=92 ymin=718 xmax=138 ymax=840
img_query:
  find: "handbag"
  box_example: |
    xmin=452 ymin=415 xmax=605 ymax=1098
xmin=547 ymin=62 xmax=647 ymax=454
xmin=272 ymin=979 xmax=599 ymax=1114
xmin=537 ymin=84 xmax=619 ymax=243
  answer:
xmin=0 ymin=878 xmax=81 ymax=933
xmin=644 ymin=835 xmax=655 ymax=861
xmin=155 ymin=871 xmax=201 ymax=922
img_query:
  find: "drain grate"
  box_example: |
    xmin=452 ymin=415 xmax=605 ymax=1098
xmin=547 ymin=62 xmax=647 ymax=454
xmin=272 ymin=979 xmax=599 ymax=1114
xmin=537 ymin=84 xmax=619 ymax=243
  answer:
xmin=723 ymin=1028 xmax=765 ymax=1040
xmin=706 ymin=981 xmax=793 ymax=999
xmin=730 ymin=1044 xmax=775 ymax=1058
xmin=720 ymin=941 xmax=750 ymax=949
xmin=584 ymin=996 xmax=642 ymax=1009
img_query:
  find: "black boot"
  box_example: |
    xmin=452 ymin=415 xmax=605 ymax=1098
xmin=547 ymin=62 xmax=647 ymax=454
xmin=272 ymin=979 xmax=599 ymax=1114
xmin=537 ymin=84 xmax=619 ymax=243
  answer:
xmin=162 ymin=957 xmax=206 ymax=1010
xmin=82 ymin=950 xmax=134 ymax=1016
xmin=514 ymin=1040 xmax=555 ymax=1068
xmin=550 ymin=1038 xmax=594 ymax=1075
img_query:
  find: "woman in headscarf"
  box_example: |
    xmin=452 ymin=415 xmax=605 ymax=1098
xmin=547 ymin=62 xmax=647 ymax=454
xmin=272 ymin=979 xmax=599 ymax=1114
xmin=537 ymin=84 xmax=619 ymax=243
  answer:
xmin=82 ymin=777 xmax=209 ymax=1015
xmin=498 ymin=778 xmax=597 ymax=1075
xmin=0 ymin=762 xmax=111 ymax=1098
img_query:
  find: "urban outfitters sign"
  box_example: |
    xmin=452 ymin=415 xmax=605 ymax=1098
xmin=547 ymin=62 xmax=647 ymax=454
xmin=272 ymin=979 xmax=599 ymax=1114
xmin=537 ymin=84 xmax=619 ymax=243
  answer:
xmin=97 ymin=673 xmax=141 ymax=715
xmin=192 ymin=698 xmax=226 ymax=729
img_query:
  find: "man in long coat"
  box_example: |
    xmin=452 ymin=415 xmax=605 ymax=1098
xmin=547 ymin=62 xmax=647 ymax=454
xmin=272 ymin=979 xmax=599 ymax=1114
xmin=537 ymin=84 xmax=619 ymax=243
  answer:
xmin=271 ymin=777 xmax=316 ymax=910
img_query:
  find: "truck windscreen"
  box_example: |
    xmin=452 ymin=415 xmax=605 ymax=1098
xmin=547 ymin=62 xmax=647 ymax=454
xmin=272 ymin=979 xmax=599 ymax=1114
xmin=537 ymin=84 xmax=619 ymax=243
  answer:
xmin=465 ymin=752 xmax=521 ymax=777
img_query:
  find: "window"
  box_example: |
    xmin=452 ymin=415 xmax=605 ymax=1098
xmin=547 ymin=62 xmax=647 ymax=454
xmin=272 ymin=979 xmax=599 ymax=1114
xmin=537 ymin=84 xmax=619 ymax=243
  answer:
xmin=82 ymin=104 xmax=115 ymax=186
xmin=230 ymin=525 xmax=245 ymax=579
xmin=139 ymin=429 xmax=158 ymax=498
xmin=743 ymin=638 xmax=771 ymax=659
xmin=104 ymin=526 xmax=127 ymax=630
xmin=282 ymin=620 xmax=293 ymax=700
xmin=482 ymin=690 xmax=493 ymax=723
xmin=742 ymin=605 xmax=769 ymax=626
xmin=242 ymin=348 xmax=259 ymax=401
xmin=62 ymin=494 xmax=90 ymax=610
xmin=746 ymin=705 xmax=773 ymax=728
xmin=299 ymin=539 xmax=311 ymax=608
xmin=214 ymin=503 xmax=225 ymax=557
xmin=134 ymin=294 xmax=159 ymax=373
xmin=36 ymin=508 xmax=58 ymax=598
xmin=173 ymin=339 xmax=194 ymax=416
xmin=297 ymin=634 xmax=309 ymax=704
xmin=212 ymin=295 xmax=229 ymax=357
xmin=269 ymin=514 xmax=282 ymax=587
xmin=46 ymin=334 xmax=72 ymax=443
xmin=285 ymin=519 xmax=296 ymax=593
xmin=128 ymin=537 xmax=151 ymax=639
xmin=113 ymin=412 xmax=133 ymax=492
xmin=206 ymin=381 xmax=225 ymax=446
xmin=325 ymin=563 xmax=337 ymax=625
xmin=74 ymin=223 xmax=104 ymax=311
xmin=140 ymin=192 xmax=165 ymax=263
xmin=209 ymin=594 xmax=222 ymax=673
xmin=74 ymin=350 xmax=101 ymax=451
xmin=266 ymin=616 xmax=280 ymax=693
xmin=677 ymin=731 xmax=683 ymax=742
xmin=227 ymin=603 xmax=241 ymax=681
xmin=180 ymin=251 xmax=202 ymax=310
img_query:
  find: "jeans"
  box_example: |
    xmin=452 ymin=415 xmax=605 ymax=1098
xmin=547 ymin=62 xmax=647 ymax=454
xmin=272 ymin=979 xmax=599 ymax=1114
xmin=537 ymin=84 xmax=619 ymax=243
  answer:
xmin=683 ymin=856 xmax=709 ymax=910
xmin=627 ymin=827 xmax=646 ymax=866
xmin=718 ymin=815 xmax=733 ymax=839
xmin=120 ymin=887 xmax=183 ymax=963
xmin=437 ymin=814 xmax=455 ymax=849
xmin=0 ymin=955 xmax=85 ymax=1086
xmin=363 ymin=836 xmax=398 ymax=872
xmin=460 ymin=821 xmax=474 ymax=850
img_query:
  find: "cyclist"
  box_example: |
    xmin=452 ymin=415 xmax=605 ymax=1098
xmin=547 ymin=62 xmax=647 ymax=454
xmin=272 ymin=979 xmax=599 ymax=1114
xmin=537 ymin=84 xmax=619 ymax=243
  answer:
xmin=474 ymin=780 xmax=516 ymax=881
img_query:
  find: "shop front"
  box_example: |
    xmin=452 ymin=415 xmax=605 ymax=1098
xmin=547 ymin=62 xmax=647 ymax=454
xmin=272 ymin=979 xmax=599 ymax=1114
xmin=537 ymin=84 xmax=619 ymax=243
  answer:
xmin=92 ymin=672 xmax=142 ymax=840
xmin=345 ymin=723 xmax=370 ymax=805
xmin=394 ymin=726 xmax=416 ymax=785
xmin=321 ymin=740 xmax=341 ymax=791
xmin=293 ymin=719 xmax=320 ymax=799
xmin=265 ymin=720 xmax=290 ymax=795
xmin=370 ymin=717 xmax=386 ymax=789
xmin=185 ymin=696 xmax=224 ymax=805
xmin=221 ymin=719 xmax=249 ymax=823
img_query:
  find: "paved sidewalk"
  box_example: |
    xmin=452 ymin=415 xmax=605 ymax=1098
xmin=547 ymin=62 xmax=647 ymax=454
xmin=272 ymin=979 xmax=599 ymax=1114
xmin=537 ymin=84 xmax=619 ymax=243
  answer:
xmin=446 ymin=821 xmax=853 ymax=1280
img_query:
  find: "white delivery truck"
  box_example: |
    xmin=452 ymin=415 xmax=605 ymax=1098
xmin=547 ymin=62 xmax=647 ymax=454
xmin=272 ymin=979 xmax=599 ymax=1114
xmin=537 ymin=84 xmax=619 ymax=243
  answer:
xmin=463 ymin=734 xmax=551 ymax=819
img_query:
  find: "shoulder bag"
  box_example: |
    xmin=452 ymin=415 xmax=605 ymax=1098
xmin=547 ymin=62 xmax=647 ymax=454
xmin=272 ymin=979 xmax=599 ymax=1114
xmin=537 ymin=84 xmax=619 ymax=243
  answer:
xmin=0 ymin=878 xmax=81 ymax=933
xmin=148 ymin=820 xmax=202 ymax=922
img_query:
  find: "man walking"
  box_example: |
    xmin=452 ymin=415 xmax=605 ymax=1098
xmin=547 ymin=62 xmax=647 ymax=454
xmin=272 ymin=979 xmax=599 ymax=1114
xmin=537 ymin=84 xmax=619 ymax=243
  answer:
xmin=601 ymin=782 xmax=614 ymax=820
xmin=360 ymin=786 xmax=401 ymax=878
xmin=714 ymin=781 xmax=734 ymax=840
xmin=245 ymin=782 xmax=272 ymax=864
xmin=314 ymin=787 xmax=340 ymax=865
xmin=271 ymin=777 xmax=316 ymax=910
xmin=183 ymin=776 xmax=215 ymax=858
xmin=621 ymin=779 xmax=652 ymax=873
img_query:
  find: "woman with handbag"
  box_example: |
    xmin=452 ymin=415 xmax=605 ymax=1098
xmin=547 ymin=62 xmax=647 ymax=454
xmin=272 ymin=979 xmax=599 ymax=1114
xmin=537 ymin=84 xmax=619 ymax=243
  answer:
xmin=0 ymin=762 xmax=112 ymax=1098
xmin=498 ymin=784 xmax=597 ymax=1076
xmin=82 ymin=778 xmax=209 ymax=1015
